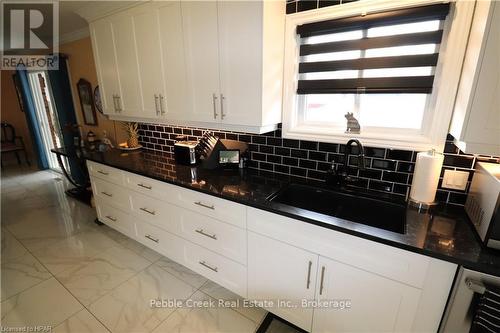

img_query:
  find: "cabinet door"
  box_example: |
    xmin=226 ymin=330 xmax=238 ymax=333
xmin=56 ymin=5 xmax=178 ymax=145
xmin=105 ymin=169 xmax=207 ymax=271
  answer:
xmin=155 ymin=1 xmax=189 ymax=120
xmin=248 ymin=232 xmax=317 ymax=332
xmin=464 ymin=2 xmax=500 ymax=153
xmin=181 ymin=1 xmax=221 ymax=123
xmin=89 ymin=19 xmax=120 ymax=115
xmin=217 ymin=1 xmax=262 ymax=126
xmin=312 ymin=256 xmax=421 ymax=333
xmin=109 ymin=12 xmax=142 ymax=117
xmin=131 ymin=4 xmax=166 ymax=119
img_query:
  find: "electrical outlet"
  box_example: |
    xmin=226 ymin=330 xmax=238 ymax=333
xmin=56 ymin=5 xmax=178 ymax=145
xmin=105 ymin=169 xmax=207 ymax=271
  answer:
xmin=442 ymin=170 xmax=469 ymax=191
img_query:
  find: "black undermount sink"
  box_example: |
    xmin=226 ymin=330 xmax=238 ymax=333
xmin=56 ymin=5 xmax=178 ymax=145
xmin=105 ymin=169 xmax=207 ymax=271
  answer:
xmin=268 ymin=183 xmax=406 ymax=234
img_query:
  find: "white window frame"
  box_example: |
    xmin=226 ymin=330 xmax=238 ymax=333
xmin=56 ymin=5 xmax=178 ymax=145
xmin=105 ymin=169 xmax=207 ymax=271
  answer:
xmin=282 ymin=0 xmax=476 ymax=151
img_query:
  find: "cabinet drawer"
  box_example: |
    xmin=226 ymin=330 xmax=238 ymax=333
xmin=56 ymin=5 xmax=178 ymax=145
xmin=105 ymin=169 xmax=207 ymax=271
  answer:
xmin=96 ymin=203 xmax=136 ymax=239
xmin=248 ymin=207 xmax=430 ymax=288
xmin=135 ymin=221 xmax=183 ymax=261
xmin=129 ymin=191 xmax=176 ymax=232
xmin=87 ymin=161 xmax=124 ymax=185
xmin=176 ymin=209 xmax=247 ymax=265
xmin=182 ymin=240 xmax=247 ymax=298
xmin=124 ymin=171 xmax=176 ymax=200
xmin=91 ymin=177 xmax=130 ymax=212
xmin=173 ymin=187 xmax=246 ymax=229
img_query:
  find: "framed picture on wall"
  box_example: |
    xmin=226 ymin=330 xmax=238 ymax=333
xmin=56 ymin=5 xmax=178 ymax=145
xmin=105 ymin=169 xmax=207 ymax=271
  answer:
xmin=77 ymin=78 xmax=97 ymax=126
xmin=12 ymin=74 xmax=25 ymax=113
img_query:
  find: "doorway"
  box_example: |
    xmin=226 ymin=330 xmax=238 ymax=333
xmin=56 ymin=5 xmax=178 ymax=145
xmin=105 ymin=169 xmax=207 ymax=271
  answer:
xmin=26 ymin=71 xmax=65 ymax=171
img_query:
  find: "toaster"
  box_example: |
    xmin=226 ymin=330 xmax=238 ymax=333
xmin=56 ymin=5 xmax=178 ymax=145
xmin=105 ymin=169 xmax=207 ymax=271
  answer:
xmin=465 ymin=162 xmax=500 ymax=249
xmin=174 ymin=141 xmax=198 ymax=165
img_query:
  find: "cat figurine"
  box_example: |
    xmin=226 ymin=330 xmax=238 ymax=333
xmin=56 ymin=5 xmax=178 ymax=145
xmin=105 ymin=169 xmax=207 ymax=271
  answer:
xmin=345 ymin=112 xmax=361 ymax=134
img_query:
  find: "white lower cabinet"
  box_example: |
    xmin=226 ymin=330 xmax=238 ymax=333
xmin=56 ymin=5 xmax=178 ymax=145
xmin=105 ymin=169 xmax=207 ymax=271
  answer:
xmin=312 ymin=256 xmax=421 ymax=333
xmin=88 ymin=161 xmax=456 ymax=333
xmin=248 ymin=232 xmax=318 ymax=331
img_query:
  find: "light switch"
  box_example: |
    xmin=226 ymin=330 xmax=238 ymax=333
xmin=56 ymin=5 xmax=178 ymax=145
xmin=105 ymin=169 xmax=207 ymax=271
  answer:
xmin=442 ymin=170 xmax=469 ymax=191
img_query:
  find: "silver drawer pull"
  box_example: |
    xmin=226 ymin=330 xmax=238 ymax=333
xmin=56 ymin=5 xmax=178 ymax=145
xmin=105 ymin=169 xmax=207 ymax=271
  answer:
xmin=137 ymin=183 xmax=152 ymax=190
xmin=319 ymin=266 xmax=325 ymax=295
xmin=306 ymin=260 xmax=312 ymax=289
xmin=145 ymin=234 xmax=159 ymax=243
xmin=101 ymin=191 xmax=112 ymax=197
xmin=105 ymin=215 xmax=117 ymax=222
xmin=140 ymin=207 xmax=156 ymax=215
xmin=194 ymin=201 xmax=215 ymax=210
xmin=195 ymin=229 xmax=217 ymax=240
xmin=199 ymin=260 xmax=218 ymax=273
xmin=97 ymin=170 xmax=109 ymax=175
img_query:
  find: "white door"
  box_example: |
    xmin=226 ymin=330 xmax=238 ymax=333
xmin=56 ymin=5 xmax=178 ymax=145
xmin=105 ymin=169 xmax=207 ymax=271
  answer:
xmin=90 ymin=19 xmax=120 ymax=115
xmin=181 ymin=1 xmax=221 ymax=123
xmin=155 ymin=0 xmax=189 ymax=120
xmin=131 ymin=3 xmax=166 ymax=119
xmin=247 ymin=232 xmax=318 ymax=332
xmin=312 ymin=256 xmax=421 ymax=333
xmin=109 ymin=11 xmax=142 ymax=117
xmin=217 ymin=1 xmax=262 ymax=126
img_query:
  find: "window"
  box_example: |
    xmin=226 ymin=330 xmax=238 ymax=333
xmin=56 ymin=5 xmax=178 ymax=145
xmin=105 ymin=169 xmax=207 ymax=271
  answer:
xmin=283 ymin=1 xmax=475 ymax=151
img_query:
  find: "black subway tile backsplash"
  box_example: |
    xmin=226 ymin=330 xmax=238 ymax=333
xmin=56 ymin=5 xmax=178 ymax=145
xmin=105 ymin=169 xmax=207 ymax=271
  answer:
xmin=138 ymin=124 xmax=499 ymax=206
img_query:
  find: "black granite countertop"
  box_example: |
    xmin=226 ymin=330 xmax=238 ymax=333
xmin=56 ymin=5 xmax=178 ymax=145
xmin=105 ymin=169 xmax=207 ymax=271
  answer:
xmin=53 ymin=147 xmax=500 ymax=276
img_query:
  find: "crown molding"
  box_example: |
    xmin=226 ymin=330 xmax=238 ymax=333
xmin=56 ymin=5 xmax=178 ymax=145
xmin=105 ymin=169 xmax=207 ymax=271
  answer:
xmin=59 ymin=27 xmax=90 ymax=45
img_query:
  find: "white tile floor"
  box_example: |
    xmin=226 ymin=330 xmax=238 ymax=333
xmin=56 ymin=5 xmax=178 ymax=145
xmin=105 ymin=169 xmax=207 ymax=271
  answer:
xmin=1 ymin=166 xmax=267 ymax=332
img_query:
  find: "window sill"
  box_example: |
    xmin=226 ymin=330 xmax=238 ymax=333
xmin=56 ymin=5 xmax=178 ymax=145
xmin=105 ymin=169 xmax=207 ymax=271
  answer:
xmin=282 ymin=126 xmax=438 ymax=151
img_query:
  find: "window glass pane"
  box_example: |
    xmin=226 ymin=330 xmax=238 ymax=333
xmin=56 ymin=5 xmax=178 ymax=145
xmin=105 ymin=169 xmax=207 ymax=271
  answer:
xmin=304 ymin=30 xmax=363 ymax=44
xmin=304 ymin=94 xmax=355 ymax=124
xmin=365 ymin=44 xmax=437 ymax=57
xmin=362 ymin=66 xmax=433 ymax=78
xmin=367 ymin=20 xmax=440 ymax=38
xmin=302 ymin=50 xmax=361 ymax=62
xmin=358 ymin=94 xmax=427 ymax=129
xmin=300 ymin=70 xmax=360 ymax=80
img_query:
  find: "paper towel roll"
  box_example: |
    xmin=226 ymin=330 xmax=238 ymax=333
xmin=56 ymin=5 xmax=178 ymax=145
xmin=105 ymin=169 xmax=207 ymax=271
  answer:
xmin=410 ymin=150 xmax=444 ymax=204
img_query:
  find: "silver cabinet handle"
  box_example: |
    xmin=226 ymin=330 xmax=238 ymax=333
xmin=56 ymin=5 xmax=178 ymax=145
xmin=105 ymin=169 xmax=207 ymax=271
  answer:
xmin=319 ymin=266 xmax=325 ymax=295
xmin=195 ymin=229 xmax=217 ymax=240
xmin=160 ymin=94 xmax=165 ymax=115
xmin=212 ymin=93 xmax=218 ymax=119
xmin=137 ymin=183 xmax=152 ymax=190
xmin=105 ymin=215 xmax=117 ymax=222
xmin=116 ymin=95 xmax=122 ymax=112
xmin=145 ymin=234 xmax=159 ymax=243
xmin=220 ymin=94 xmax=226 ymax=120
xmin=154 ymin=94 xmax=159 ymax=115
xmin=112 ymin=95 xmax=117 ymax=112
xmin=199 ymin=260 xmax=218 ymax=273
xmin=101 ymin=191 xmax=112 ymax=197
xmin=97 ymin=170 xmax=109 ymax=176
xmin=194 ymin=201 xmax=214 ymax=210
xmin=306 ymin=260 xmax=312 ymax=289
xmin=140 ymin=207 xmax=156 ymax=215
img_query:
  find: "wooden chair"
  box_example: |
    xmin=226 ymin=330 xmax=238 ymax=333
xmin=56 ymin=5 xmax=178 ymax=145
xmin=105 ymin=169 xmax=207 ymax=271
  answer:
xmin=1 ymin=122 xmax=30 ymax=167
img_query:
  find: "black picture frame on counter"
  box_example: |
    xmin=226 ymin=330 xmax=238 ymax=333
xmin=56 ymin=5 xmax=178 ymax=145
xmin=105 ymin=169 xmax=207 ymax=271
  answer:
xmin=218 ymin=149 xmax=240 ymax=169
xmin=77 ymin=78 xmax=98 ymax=126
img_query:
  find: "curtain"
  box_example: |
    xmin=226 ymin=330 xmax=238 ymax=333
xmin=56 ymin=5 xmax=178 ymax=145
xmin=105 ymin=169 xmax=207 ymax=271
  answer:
xmin=15 ymin=67 xmax=49 ymax=169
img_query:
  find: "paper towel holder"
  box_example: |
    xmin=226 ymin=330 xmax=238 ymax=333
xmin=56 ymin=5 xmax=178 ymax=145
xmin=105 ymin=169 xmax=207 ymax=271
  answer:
xmin=408 ymin=149 xmax=441 ymax=213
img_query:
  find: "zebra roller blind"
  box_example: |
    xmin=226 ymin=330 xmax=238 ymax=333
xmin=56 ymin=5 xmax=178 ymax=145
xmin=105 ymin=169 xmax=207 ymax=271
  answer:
xmin=296 ymin=3 xmax=450 ymax=94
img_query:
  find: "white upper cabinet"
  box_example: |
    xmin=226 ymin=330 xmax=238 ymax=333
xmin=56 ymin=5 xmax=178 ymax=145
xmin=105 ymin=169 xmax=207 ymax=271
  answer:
xmin=312 ymin=256 xmax=421 ymax=333
xmin=450 ymin=0 xmax=500 ymax=156
xmin=180 ymin=1 xmax=221 ymax=123
xmin=154 ymin=1 xmax=189 ymax=121
xmin=85 ymin=0 xmax=284 ymax=133
xmin=130 ymin=4 xmax=166 ymax=119
xmin=108 ymin=11 xmax=142 ymax=117
xmin=89 ymin=19 xmax=120 ymax=115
